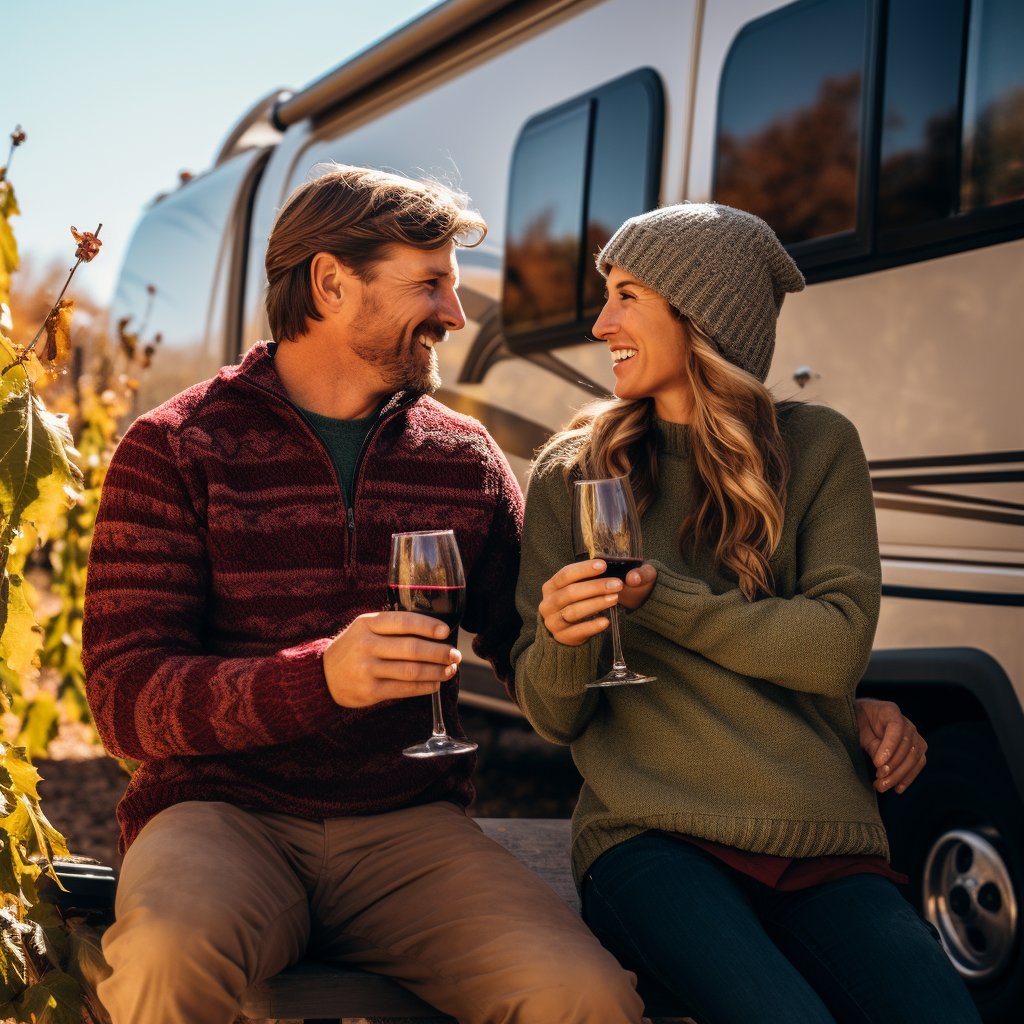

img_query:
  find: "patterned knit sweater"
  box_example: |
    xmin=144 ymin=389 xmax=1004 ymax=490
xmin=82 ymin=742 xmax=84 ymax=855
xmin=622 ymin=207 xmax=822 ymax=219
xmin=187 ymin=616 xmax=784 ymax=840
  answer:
xmin=82 ymin=343 xmax=523 ymax=853
xmin=511 ymin=404 xmax=887 ymax=888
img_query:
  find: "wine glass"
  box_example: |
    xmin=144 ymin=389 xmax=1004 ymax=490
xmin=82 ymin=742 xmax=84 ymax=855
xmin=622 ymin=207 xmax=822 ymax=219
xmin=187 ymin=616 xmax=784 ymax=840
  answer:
xmin=572 ymin=478 xmax=656 ymax=688
xmin=388 ymin=530 xmax=477 ymax=757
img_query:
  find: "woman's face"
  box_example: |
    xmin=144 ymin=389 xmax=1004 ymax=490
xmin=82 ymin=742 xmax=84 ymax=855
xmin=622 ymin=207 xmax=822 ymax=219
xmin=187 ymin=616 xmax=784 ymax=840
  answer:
xmin=593 ymin=266 xmax=693 ymax=421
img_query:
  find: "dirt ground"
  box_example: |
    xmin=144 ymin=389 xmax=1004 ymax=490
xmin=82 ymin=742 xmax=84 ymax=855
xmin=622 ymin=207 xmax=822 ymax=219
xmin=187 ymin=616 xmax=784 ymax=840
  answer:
xmin=35 ymin=707 xmax=583 ymax=872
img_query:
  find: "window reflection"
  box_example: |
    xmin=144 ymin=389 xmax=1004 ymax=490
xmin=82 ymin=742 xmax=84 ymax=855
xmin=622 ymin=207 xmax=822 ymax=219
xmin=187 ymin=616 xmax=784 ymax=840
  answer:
xmin=502 ymin=71 xmax=662 ymax=343
xmin=502 ymin=104 xmax=590 ymax=335
xmin=582 ymin=78 xmax=658 ymax=316
xmin=714 ymin=0 xmax=868 ymax=245
xmin=878 ymin=0 xmax=966 ymax=233
xmin=961 ymin=0 xmax=1024 ymax=211
xmin=112 ymin=152 xmax=258 ymax=411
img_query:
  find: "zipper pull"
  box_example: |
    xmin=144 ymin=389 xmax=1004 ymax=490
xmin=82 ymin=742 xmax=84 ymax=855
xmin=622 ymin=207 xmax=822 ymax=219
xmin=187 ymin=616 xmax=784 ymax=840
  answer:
xmin=347 ymin=507 xmax=355 ymax=533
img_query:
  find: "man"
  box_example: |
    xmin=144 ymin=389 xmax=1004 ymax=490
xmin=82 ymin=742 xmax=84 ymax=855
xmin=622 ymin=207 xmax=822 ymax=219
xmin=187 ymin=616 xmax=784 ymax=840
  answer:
xmin=83 ymin=166 xmax=645 ymax=1024
xmin=83 ymin=166 xmax=925 ymax=1023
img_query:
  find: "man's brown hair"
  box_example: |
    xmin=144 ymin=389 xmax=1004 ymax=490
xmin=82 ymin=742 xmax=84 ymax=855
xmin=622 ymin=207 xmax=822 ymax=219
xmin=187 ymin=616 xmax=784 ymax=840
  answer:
xmin=264 ymin=165 xmax=487 ymax=342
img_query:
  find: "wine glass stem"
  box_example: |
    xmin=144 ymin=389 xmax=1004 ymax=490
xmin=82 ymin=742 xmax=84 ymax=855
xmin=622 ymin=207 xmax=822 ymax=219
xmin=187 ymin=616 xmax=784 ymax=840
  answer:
xmin=431 ymin=689 xmax=448 ymax=738
xmin=609 ymin=604 xmax=628 ymax=672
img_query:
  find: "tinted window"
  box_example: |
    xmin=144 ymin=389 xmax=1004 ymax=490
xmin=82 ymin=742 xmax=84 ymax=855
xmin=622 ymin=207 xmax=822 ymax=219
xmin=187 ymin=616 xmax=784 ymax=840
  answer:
xmin=715 ymin=0 xmax=869 ymax=246
xmin=112 ymin=150 xmax=261 ymax=411
xmin=878 ymin=0 xmax=967 ymax=233
xmin=960 ymin=0 xmax=1024 ymax=211
xmin=582 ymin=77 xmax=661 ymax=316
xmin=503 ymin=103 xmax=590 ymax=334
xmin=502 ymin=70 xmax=663 ymax=344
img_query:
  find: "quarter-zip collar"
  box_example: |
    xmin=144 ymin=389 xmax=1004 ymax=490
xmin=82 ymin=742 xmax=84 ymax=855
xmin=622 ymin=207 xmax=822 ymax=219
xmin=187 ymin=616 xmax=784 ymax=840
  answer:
xmin=227 ymin=341 xmax=419 ymax=428
xmin=227 ymin=341 xmax=420 ymax=578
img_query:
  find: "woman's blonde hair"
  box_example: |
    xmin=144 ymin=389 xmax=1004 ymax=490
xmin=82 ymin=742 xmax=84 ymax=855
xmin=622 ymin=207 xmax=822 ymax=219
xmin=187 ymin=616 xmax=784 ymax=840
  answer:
xmin=541 ymin=318 xmax=791 ymax=600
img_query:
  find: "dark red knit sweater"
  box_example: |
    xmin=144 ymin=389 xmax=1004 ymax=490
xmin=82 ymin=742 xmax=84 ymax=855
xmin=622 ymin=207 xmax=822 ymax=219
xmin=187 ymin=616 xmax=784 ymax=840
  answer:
xmin=82 ymin=343 xmax=523 ymax=854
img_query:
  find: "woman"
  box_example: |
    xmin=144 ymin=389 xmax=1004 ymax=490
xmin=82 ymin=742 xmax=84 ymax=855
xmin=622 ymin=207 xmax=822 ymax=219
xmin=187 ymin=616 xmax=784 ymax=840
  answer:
xmin=511 ymin=204 xmax=980 ymax=1024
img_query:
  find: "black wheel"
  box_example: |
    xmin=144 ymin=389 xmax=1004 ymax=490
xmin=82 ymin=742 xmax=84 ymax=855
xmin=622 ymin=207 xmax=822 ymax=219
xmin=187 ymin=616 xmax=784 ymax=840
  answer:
xmin=880 ymin=721 xmax=1024 ymax=1024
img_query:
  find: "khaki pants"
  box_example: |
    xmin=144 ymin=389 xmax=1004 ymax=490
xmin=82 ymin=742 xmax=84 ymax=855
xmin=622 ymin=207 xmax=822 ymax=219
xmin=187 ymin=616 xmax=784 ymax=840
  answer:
xmin=100 ymin=800 xmax=643 ymax=1024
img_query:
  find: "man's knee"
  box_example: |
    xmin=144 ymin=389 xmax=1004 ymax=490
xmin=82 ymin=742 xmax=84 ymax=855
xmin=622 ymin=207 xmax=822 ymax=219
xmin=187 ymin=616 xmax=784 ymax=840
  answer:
xmin=500 ymin=935 xmax=644 ymax=1023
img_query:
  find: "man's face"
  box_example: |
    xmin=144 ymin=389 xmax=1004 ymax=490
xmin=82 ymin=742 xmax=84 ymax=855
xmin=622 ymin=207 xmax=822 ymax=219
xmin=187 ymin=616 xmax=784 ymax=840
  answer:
xmin=347 ymin=242 xmax=466 ymax=394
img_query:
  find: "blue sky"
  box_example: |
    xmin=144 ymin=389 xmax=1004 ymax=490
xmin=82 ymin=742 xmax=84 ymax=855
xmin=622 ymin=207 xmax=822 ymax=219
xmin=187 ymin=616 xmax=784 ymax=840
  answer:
xmin=3 ymin=0 xmax=440 ymax=303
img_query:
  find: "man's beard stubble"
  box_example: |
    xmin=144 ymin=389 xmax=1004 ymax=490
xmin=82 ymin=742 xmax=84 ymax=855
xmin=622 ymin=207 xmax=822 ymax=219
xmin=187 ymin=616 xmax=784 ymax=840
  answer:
xmin=349 ymin=290 xmax=444 ymax=395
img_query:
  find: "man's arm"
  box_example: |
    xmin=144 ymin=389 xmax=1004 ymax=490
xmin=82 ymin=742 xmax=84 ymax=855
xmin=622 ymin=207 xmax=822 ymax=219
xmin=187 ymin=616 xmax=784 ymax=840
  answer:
xmin=82 ymin=417 xmax=350 ymax=761
xmin=83 ymin=418 xmax=459 ymax=762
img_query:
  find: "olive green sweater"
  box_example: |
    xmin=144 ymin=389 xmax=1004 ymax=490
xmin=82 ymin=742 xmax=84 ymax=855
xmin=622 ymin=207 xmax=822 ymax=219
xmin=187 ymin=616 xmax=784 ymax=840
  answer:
xmin=511 ymin=403 xmax=887 ymax=889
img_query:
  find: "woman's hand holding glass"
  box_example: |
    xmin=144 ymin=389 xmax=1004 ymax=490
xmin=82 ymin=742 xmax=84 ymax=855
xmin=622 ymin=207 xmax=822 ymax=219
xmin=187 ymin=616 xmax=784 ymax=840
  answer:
xmin=540 ymin=559 xmax=658 ymax=645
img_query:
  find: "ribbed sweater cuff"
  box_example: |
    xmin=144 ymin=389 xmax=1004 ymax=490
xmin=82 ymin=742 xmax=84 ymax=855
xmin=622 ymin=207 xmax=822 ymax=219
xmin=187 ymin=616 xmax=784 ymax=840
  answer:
xmin=522 ymin=611 xmax=603 ymax=698
xmin=627 ymin=559 xmax=707 ymax=638
xmin=270 ymin=637 xmax=352 ymax=737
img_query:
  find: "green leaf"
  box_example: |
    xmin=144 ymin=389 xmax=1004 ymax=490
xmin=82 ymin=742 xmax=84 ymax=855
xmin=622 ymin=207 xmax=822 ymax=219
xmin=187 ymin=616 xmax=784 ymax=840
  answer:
xmin=15 ymin=969 xmax=80 ymax=1024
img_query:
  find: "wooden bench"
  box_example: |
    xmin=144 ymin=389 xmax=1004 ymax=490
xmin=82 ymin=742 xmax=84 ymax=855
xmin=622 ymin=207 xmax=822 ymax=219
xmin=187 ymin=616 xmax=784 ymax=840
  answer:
xmin=50 ymin=820 xmax=693 ymax=1023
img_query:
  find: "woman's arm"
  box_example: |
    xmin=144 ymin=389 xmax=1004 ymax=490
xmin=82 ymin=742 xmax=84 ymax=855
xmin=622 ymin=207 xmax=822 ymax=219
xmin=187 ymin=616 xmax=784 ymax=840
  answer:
xmin=510 ymin=460 xmax=605 ymax=744
xmin=628 ymin=415 xmax=881 ymax=699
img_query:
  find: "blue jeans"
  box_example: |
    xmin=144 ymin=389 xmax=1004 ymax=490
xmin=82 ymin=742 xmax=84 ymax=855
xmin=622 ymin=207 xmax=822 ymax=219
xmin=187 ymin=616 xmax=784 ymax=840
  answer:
xmin=582 ymin=832 xmax=982 ymax=1024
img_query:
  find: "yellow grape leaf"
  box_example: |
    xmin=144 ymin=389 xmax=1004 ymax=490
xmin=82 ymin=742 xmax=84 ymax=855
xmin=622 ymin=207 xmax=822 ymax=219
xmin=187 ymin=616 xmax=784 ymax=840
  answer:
xmin=0 ymin=791 xmax=68 ymax=863
xmin=0 ymin=217 xmax=17 ymax=310
xmin=0 ymin=182 xmax=18 ymax=221
xmin=16 ymin=695 xmax=58 ymax=762
xmin=0 ymin=575 xmax=41 ymax=678
xmin=1 ymin=745 xmax=42 ymax=804
xmin=0 ymin=378 xmax=82 ymax=543
xmin=42 ymin=302 xmax=72 ymax=367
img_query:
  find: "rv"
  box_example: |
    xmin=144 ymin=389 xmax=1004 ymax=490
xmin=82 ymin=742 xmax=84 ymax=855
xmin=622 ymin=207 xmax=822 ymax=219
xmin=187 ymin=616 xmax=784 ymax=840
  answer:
xmin=111 ymin=0 xmax=1024 ymax=1016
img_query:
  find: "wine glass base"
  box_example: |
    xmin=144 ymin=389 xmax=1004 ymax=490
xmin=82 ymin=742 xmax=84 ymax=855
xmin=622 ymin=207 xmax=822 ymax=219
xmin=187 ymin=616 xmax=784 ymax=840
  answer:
xmin=586 ymin=671 xmax=656 ymax=688
xmin=402 ymin=736 xmax=478 ymax=758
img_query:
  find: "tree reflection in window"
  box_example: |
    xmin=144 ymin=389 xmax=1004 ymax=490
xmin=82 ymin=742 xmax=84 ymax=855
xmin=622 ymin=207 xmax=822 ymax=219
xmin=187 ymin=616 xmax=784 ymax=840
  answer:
xmin=716 ymin=72 xmax=861 ymax=245
xmin=961 ymin=0 xmax=1024 ymax=211
xmin=713 ymin=0 xmax=868 ymax=246
xmin=877 ymin=0 xmax=966 ymax=233
xmin=502 ymin=71 xmax=662 ymax=343
xmin=503 ymin=104 xmax=590 ymax=335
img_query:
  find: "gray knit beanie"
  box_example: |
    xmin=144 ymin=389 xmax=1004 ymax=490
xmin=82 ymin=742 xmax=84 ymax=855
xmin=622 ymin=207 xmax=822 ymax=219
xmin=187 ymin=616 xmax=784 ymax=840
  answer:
xmin=597 ymin=203 xmax=805 ymax=383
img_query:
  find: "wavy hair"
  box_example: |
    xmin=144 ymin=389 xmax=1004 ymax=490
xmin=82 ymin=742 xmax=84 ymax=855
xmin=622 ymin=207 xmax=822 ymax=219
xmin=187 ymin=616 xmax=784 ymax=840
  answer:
xmin=540 ymin=319 xmax=791 ymax=600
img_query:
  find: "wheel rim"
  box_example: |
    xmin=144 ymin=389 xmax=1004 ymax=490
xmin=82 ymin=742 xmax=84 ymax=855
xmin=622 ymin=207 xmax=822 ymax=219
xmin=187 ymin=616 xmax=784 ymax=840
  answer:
xmin=923 ymin=828 xmax=1018 ymax=981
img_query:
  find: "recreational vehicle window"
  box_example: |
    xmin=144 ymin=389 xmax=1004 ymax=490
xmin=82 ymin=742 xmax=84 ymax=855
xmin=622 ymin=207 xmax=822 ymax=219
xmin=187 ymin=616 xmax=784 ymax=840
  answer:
xmin=870 ymin=0 xmax=1024 ymax=253
xmin=501 ymin=68 xmax=663 ymax=353
xmin=713 ymin=0 xmax=871 ymax=252
xmin=717 ymin=0 xmax=1023 ymax=279
xmin=877 ymin=0 xmax=967 ymax=236
xmin=960 ymin=0 xmax=1024 ymax=213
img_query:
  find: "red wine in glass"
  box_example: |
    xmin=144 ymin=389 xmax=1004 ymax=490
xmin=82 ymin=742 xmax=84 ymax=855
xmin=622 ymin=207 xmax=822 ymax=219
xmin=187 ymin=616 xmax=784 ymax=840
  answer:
xmin=387 ymin=584 xmax=466 ymax=637
xmin=573 ymin=553 xmax=644 ymax=584
xmin=571 ymin=478 xmax=656 ymax=687
xmin=388 ymin=531 xmax=477 ymax=758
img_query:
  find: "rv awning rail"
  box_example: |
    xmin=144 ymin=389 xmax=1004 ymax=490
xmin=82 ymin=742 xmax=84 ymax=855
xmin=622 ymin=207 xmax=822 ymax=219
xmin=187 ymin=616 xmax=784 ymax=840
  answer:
xmin=272 ymin=0 xmax=522 ymax=129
